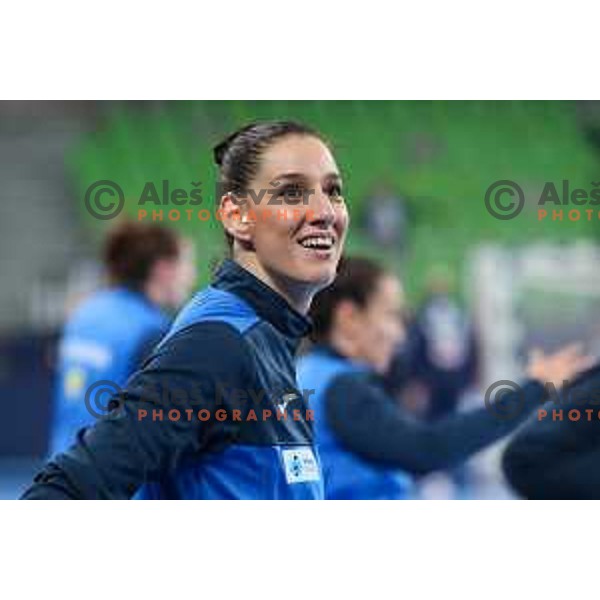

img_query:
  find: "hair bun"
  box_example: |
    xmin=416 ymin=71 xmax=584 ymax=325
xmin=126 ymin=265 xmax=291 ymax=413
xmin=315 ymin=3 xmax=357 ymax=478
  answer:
xmin=213 ymin=122 xmax=262 ymax=167
xmin=213 ymin=139 xmax=229 ymax=167
xmin=213 ymin=130 xmax=242 ymax=166
xmin=213 ymin=129 xmax=245 ymax=167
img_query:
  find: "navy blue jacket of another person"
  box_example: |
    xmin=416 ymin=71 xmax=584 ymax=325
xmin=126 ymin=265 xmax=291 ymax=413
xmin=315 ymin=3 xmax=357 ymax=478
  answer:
xmin=502 ymin=364 xmax=600 ymax=499
xmin=22 ymin=259 xmax=323 ymax=499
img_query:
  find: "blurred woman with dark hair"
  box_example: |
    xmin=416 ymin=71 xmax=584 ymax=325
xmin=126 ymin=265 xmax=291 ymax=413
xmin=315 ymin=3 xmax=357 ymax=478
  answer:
xmin=297 ymin=256 xmax=591 ymax=499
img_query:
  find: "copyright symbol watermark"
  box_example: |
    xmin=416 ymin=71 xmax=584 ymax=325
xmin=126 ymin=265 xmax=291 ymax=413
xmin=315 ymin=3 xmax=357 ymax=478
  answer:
xmin=484 ymin=180 xmax=525 ymax=220
xmin=85 ymin=380 xmax=124 ymax=420
xmin=484 ymin=380 xmax=526 ymax=421
xmin=84 ymin=180 xmax=125 ymax=220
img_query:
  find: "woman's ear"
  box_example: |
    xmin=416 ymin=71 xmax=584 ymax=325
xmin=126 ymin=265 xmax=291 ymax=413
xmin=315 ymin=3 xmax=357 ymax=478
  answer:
xmin=220 ymin=192 xmax=254 ymax=247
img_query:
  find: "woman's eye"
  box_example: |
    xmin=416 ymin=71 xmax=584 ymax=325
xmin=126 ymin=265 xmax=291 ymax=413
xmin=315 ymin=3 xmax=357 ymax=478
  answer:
xmin=328 ymin=185 xmax=344 ymax=202
xmin=279 ymin=185 xmax=304 ymax=201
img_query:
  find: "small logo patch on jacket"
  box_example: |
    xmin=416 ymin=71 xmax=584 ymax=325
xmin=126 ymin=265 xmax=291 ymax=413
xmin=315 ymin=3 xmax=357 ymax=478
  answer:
xmin=281 ymin=447 xmax=320 ymax=484
xmin=276 ymin=392 xmax=298 ymax=412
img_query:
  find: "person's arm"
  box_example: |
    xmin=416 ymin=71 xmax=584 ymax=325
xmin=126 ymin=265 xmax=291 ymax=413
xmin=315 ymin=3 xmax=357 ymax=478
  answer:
xmin=21 ymin=322 xmax=252 ymax=499
xmin=325 ymin=372 xmax=546 ymax=476
xmin=502 ymin=365 xmax=600 ymax=499
xmin=129 ymin=324 xmax=170 ymax=373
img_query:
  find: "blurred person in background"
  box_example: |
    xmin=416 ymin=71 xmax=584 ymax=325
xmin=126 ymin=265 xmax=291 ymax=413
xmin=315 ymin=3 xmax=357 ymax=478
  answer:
xmin=411 ymin=268 xmax=478 ymax=422
xmin=408 ymin=268 xmax=480 ymax=496
xmin=362 ymin=183 xmax=408 ymax=253
xmin=49 ymin=221 xmax=196 ymax=455
xmin=296 ymin=256 xmax=592 ymax=500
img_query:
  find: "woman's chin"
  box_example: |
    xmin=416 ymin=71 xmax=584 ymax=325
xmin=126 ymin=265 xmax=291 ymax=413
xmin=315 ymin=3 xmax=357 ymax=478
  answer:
xmin=299 ymin=263 xmax=337 ymax=290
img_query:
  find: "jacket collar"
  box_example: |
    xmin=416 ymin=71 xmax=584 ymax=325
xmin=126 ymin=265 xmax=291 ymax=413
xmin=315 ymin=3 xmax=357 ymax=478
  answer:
xmin=212 ymin=259 xmax=312 ymax=339
xmin=312 ymin=342 xmax=377 ymax=375
xmin=113 ymin=285 xmax=164 ymax=315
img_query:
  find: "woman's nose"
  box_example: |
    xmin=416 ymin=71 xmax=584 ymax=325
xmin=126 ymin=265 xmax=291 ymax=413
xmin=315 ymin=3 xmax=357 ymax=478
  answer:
xmin=307 ymin=189 xmax=336 ymax=225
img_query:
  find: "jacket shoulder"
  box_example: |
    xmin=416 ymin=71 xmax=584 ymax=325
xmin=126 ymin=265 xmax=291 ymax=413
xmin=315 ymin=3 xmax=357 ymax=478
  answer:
xmin=167 ymin=286 xmax=260 ymax=339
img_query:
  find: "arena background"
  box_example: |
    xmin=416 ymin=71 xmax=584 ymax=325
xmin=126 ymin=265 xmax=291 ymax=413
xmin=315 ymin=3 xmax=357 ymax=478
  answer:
xmin=2 ymin=99 xmax=600 ymax=499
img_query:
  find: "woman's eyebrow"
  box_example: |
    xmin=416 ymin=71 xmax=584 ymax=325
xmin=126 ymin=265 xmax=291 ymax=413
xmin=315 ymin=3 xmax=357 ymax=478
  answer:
xmin=271 ymin=172 xmax=309 ymax=183
xmin=271 ymin=171 xmax=342 ymax=183
xmin=325 ymin=172 xmax=343 ymax=183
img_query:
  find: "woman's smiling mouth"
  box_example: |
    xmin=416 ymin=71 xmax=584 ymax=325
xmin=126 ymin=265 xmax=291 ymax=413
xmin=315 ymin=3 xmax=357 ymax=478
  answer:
xmin=296 ymin=232 xmax=336 ymax=259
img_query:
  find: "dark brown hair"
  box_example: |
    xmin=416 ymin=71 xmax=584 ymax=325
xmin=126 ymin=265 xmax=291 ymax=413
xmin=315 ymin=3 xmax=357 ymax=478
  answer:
xmin=309 ymin=256 xmax=387 ymax=342
xmin=103 ymin=220 xmax=181 ymax=288
xmin=213 ymin=120 xmax=326 ymax=251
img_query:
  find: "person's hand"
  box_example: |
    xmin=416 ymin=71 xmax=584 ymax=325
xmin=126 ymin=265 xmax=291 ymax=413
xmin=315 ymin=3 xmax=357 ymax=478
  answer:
xmin=525 ymin=343 xmax=596 ymax=389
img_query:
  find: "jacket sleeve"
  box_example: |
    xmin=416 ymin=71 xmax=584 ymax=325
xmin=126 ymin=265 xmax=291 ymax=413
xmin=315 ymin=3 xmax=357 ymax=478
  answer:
xmin=324 ymin=372 xmax=546 ymax=476
xmin=21 ymin=321 xmax=253 ymax=499
xmin=502 ymin=365 xmax=600 ymax=499
xmin=129 ymin=324 xmax=170 ymax=373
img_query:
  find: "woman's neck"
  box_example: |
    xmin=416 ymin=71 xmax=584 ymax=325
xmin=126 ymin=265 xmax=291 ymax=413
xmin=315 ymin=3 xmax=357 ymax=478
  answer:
xmin=234 ymin=256 xmax=313 ymax=315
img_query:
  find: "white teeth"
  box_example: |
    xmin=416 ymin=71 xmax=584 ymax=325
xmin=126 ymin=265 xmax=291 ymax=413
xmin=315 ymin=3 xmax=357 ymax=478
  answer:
xmin=299 ymin=236 xmax=334 ymax=250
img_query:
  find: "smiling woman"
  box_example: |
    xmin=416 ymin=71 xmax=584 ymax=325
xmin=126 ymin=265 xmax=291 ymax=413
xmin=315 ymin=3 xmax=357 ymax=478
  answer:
xmin=216 ymin=121 xmax=348 ymax=314
xmin=21 ymin=120 xmax=349 ymax=500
